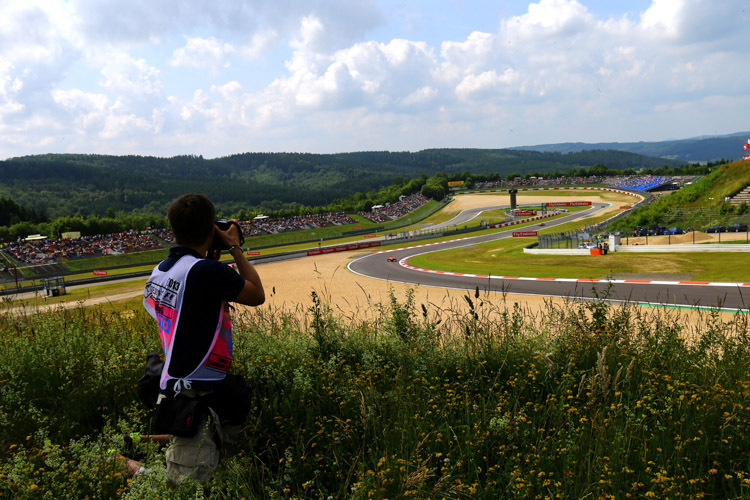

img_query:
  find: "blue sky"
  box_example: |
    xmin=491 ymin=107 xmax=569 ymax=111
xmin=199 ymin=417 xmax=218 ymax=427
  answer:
xmin=0 ymin=0 xmax=748 ymax=159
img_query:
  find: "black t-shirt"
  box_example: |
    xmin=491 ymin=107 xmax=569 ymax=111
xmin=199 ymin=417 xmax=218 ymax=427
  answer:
xmin=157 ymin=247 xmax=245 ymax=382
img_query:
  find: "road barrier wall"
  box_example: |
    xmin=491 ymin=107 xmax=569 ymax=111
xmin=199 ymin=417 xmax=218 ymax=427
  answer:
xmin=525 ymin=244 xmax=750 ymax=255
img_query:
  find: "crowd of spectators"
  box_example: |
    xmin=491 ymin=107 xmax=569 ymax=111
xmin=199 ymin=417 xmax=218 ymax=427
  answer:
xmin=150 ymin=228 xmax=176 ymax=244
xmin=246 ymin=212 xmax=356 ymax=234
xmin=1 ymin=230 xmax=163 ymax=265
xmin=3 ymin=175 xmax=702 ymax=267
xmin=0 ymin=211 xmax=362 ymax=265
xmin=607 ymin=175 xmax=678 ymax=191
xmin=474 ymin=176 xmax=608 ymax=189
xmin=359 ymin=193 xmax=430 ymax=223
xmin=473 ymin=175 xmax=693 ymax=191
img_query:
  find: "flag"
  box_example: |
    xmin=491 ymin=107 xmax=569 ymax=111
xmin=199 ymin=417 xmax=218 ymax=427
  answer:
xmin=744 ymin=154 xmax=750 ymax=162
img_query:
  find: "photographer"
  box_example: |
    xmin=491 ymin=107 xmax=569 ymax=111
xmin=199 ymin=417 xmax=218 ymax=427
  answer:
xmin=142 ymin=193 xmax=264 ymax=482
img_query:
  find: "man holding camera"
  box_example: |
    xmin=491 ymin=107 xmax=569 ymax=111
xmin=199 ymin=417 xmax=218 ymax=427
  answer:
xmin=143 ymin=193 xmax=264 ymax=482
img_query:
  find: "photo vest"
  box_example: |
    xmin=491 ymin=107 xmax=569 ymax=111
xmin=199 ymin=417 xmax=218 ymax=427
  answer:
xmin=143 ymin=253 xmax=232 ymax=392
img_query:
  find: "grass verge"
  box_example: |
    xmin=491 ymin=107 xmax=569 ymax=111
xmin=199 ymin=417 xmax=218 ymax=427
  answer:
xmin=0 ymin=291 xmax=748 ymax=498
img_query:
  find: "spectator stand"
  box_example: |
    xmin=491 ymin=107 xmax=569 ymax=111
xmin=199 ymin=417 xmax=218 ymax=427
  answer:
xmin=358 ymin=193 xmax=430 ymax=223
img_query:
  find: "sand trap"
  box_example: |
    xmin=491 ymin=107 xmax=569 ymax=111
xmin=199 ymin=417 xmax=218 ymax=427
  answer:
xmin=447 ymin=190 xmax=636 ymax=214
xmin=7 ymin=190 xmax=738 ymax=322
xmin=247 ymin=189 xmax=691 ymax=321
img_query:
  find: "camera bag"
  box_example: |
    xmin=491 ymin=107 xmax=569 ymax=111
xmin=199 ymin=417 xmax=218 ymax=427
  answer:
xmin=152 ymin=393 xmax=207 ymax=438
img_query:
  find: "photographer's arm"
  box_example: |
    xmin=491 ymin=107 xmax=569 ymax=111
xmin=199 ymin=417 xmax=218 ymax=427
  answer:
xmin=214 ymin=221 xmax=265 ymax=306
xmin=229 ymin=246 xmax=265 ymax=306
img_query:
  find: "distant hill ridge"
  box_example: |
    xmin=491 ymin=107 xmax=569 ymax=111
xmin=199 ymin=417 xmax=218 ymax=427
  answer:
xmin=511 ymin=131 xmax=750 ymax=163
xmin=0 ymin=149 xmax=685 ymax=218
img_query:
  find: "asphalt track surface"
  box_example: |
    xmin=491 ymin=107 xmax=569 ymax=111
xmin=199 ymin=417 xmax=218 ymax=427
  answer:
xmin=348 ymin=203 xmax=750 ymax=311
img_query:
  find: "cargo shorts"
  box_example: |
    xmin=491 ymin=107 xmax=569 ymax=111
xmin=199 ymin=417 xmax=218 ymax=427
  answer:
xmin=165 ymin=410 xmax=220 ymax=483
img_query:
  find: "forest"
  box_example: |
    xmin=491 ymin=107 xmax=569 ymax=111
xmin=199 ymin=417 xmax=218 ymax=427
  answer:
xmin=0 ymin=149 xmax=684 ymax=219
xmin=0 ymin=149 xmax=716 ymax=242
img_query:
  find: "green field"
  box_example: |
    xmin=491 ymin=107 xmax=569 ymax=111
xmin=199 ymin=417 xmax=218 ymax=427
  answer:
xmin=409 ymin=240 xmax=750 ymax=282
xmin=2 ymin=183 xmax=750 ymax=498
xmin=406 ymin=179 xmax=750 ymax=282
xmin=2 ymin=289 xmax=749 ymax=499
xmin=409 ymin=208 xmax=750 ymax=283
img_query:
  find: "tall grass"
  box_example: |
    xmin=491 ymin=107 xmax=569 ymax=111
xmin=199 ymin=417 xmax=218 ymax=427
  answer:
xmin=1 ymin=290 xmax=749 ymax=499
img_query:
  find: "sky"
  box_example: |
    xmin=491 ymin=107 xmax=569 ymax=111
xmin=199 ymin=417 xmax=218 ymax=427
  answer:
xmin=1 ymin=0 xmax=748 ymax=159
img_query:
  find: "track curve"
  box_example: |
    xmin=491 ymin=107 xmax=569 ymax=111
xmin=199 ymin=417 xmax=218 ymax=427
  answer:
xmin=348 ymin=203 xmax=750 ymax=311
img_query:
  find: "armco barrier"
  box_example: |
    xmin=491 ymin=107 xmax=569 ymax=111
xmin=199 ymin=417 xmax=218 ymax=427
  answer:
xmin=545 ymin=201 xmax=592 ymax=207
xmin=307 ymin=241 xmax=381 ymax=256
xmin=616 ymin=244 xmax=750 ymax=253
xmin=525 ymin=244 xmax=750 ymax=255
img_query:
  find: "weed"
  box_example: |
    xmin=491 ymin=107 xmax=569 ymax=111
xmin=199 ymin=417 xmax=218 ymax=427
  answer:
xmin=1 ymin=293 xmax=749 ymax=498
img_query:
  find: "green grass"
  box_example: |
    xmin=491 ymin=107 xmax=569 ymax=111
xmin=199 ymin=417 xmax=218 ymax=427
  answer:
xmin=409 ymin=243 xmax=750 ymax=281
xmin=408 ymin=206 xmax=750 ymax=282
xmin=611 ymin=161 xmax=750 ymax=232
xmin=1 ymin=291 xmax=749 ymax=499
xmin=62 ymin=249 xmax=169 ymax=272
xmin=1 ymin=279 xmax=147 ymax=309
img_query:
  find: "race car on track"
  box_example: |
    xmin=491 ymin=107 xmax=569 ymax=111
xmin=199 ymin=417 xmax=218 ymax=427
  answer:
xmin=387 ymin=255 xmax=397 ymax=262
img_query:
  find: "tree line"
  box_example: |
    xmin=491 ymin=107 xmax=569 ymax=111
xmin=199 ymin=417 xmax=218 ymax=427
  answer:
xmin=0 ymin=149 xmax=685 ymax=218
xmin=0 ymin=152 xmax=709 ymax=242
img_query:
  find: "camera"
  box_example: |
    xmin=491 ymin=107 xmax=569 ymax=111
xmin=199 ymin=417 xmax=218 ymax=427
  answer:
xmin=210 ymin=219 xmax=245 ymax=254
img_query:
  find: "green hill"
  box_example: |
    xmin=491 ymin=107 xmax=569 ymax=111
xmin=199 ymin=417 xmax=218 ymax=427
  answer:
xmin=0 ymin=149 xmax=683 ymax=218
xmin=610 ymin=160 xmax=750 ymax=231
xmin=512 ymin=131 xmax=749 ymax=163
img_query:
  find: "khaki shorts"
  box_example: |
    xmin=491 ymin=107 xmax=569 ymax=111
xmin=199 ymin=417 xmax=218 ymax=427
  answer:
xmin=165 ymin=413 xmax=219 ymax=483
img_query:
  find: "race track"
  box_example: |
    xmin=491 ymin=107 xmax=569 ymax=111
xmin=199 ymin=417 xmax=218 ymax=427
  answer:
xmin=348 ymin=202 xmax=750 ymax=311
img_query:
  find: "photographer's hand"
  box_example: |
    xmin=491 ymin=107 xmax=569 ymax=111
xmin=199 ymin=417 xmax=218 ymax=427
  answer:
xmin=215 ymin=220 xmax=265 ymax=306
xmin=214 ymin=220 xmax=242 ymax=249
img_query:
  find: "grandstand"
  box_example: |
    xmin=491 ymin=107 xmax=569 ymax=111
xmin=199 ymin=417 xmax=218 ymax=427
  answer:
xmin=0 ymin=204 xmax=405 ymax=271
xmin=606 ymin=175 xmax=690 ymax=192
xmin=473 ymin=174 xmax=694 ymax=193
xmin=359 ymin=193 xmax=429 ymax=223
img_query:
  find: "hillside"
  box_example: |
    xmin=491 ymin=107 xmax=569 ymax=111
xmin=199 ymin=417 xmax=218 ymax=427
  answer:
xmin=610 ymin=160 xmax=750 ymax=231
xmin=0 ymin=150 xmax=683 ymax=218
xmin=512 ymin=131 xmax=749 ymax=163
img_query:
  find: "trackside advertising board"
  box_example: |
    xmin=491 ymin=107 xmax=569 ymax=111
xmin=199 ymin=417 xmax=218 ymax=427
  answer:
xmin=544 ymin=201 xmax=592 ymax=207
xmin=512 ymin=231 xmax=538 ymax=237
xmin=307 ymin=241 xmax=381 ymax=256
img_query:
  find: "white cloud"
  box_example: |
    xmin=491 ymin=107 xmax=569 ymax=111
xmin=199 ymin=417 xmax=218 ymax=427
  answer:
xmin=438 ymin=32 xmax=495 ymax=83
xmin=455 ymin=69 xmax=520 ymax=100
xmin=51 ymin=88 xmax=160 ymax=141
xmin=401 ymin=86 xmax=438 ymax=106
xmin=51 ymin=89 xmax=109 ymax=131
xmin=170 ymin=37 xmax=237 ymax=70
xmin=640 ymin=0 xmax=681 ymax=36
xmin=510 ymin=0 xmax=594 ymax=35
xmin=101 ymin=53 xmax=162 ymax=96
xmin=0 ymin=62 xmax=25 ymax=116
xmin=290 ymin=15 xmax=327 ymax=52
xmin=1 ymin=0 xmax=749 ymax=158
xmin=241 ymin=29 xmax=280 ymax=60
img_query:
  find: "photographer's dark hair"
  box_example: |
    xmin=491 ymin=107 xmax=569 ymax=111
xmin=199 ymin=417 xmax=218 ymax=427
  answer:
xmin=168 ymin=194 xmax=216 ymax=247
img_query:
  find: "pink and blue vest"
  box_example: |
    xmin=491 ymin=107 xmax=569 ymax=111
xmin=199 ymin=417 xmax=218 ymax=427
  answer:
xmin=143 ymin=254 xmax=232 ymax=392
